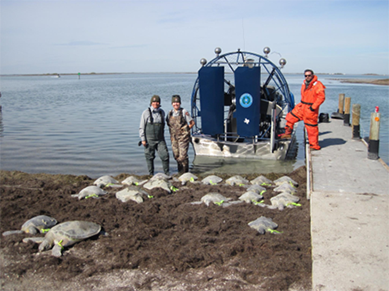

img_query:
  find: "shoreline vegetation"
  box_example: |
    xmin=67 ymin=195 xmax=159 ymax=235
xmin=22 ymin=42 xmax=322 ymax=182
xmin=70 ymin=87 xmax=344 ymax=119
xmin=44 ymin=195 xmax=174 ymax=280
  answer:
xmin=1 ymin=72 xmax=388 ymax=86
xmin=333 ymin=78 xmax=389 ymax=86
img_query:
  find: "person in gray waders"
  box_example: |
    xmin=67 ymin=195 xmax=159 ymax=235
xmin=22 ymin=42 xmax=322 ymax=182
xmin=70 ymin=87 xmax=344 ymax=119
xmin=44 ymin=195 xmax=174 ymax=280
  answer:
xmin=166 ymin=95 xmax=195 ymax=173
xmin=139 ymin=95 xmax=170 ymax=176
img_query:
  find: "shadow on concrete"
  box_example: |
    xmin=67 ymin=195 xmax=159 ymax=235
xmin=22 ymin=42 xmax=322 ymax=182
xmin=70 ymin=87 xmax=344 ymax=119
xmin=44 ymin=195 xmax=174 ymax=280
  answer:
xmin=320 ymin=138 xmax=347 ymax=148
xmin=319 ymin=131 xmax=332 ymax=136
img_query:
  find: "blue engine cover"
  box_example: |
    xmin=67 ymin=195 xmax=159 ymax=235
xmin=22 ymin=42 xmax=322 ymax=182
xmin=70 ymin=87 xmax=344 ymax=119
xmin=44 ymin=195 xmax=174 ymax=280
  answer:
xmin=233 ymin=66 xmax=261 ymax=137
xmin=198 ymin=66 xmax=225 ymax=135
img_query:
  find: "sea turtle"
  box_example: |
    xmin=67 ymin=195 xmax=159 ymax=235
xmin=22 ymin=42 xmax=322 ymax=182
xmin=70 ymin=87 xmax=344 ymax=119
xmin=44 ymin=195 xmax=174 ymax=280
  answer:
xmin=273 ymin=183 xmax=296 ymax=194
xmin=250 ymin=175 xmax=273 ymax=186
xmin=93 ymin=175 xmax=122 ymax=188
xmin=268 ymin=193 xmax=300 ymax=210
xmin=116 ymin=187 xmax=149 ymax=203
xmin=190 ymin=193 xmax=238 ymax=207
xmin=201 ymin=175 xmax=223 ymax=185
xmin=71 ymin=186 xmax=107 ymax=200
xmin=248 ymin=216 xmax=279 ymax=234
xmin=177 ymin=172 xmax=198 ymax=185
xmin=245 ymin=184 xmax=267 ymax=194
xmin=225 ymin=175 xmax=249 ymax=186
xmin=33 ymin=220 xmax=102 ymax=257
xmin=121 ymin=176 xmax=148 ymax=186
xmin=150 ymin=173 xmax=172 ymax=181
xmin=143 ymin=179 xmax=173 ymax=193
xmin=273 ymin=176 xmax=298 ymax=187
xmin=200 ymin=193 xmax=232 ymax=206
xmin=238 ymin=191 xmax=264 ymax=205
xmin=2 ymin=215 xmax=57 ymax=236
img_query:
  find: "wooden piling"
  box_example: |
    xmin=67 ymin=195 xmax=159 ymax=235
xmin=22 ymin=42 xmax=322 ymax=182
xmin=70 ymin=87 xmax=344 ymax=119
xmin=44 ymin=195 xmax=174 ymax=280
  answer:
xmin=344 ymin=97 xmax=351 ymax=126
xmin=368 ymin=112 xmax=380 ymax=160
xmin=331 ymin=93 xmax=346 ymax=120
xmin=338 ymin=93 xmax=345 ymax=114
xmin=351 ymin=104 xmax=361 ymax=139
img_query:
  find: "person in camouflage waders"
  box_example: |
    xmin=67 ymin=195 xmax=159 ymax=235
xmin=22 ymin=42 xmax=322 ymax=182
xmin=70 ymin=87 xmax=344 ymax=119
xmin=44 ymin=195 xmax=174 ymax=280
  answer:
xmin=166 ymin=95 xmax=195 ymax=173
xmin=139 ymin=95 xmax=170 ymax=176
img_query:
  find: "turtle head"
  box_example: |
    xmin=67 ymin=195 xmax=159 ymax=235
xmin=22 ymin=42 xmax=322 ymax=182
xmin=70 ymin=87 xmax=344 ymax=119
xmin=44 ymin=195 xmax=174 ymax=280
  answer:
xmin=39 ymin=239 xmax=53 ymax=252
xmin=95 ymin=182 xmax=105 ymax=188
xmin=25 ymin=226 xmax=38 ymax=235
xmin=134 ymin=195 xmax=143 ymax=204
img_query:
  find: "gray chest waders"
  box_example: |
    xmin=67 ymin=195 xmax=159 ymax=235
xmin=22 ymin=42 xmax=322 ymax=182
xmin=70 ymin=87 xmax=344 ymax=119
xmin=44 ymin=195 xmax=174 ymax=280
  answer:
xmin=144 ymin=119 xmax=169 ymax=176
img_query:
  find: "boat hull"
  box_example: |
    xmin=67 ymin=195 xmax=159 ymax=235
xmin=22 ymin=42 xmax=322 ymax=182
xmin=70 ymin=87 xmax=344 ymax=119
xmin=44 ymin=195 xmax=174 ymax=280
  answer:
xmin=191 ymin=135 xmax=296 ymax=160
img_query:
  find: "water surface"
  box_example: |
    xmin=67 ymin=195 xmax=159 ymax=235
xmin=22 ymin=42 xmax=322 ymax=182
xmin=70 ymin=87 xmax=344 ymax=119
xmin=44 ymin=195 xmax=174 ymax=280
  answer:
xmin=0 ymin=73 xmax=387 ymax=178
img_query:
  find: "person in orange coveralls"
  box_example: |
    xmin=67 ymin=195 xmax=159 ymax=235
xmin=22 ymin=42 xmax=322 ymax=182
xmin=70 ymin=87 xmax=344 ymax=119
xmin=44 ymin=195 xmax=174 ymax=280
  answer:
xmin=280 ymin=69 xmax=326 ymax=150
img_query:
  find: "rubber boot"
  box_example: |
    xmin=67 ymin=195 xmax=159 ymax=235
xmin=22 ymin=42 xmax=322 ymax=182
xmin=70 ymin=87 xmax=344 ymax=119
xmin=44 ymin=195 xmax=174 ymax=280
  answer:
xmin=177 ymin=162 xmax=183 ymax=174
xmin=162 ymin=160 xmax=170 ymax=176
xmin=310 ymin=144 xmax=321 ymax=151
xmin=280 ymin=125 xmax=293 ymax=139
xmin=182 ymin=159 xmax=189 ymax=173
xmin=146 ymin=159 xmax=154 ymax=176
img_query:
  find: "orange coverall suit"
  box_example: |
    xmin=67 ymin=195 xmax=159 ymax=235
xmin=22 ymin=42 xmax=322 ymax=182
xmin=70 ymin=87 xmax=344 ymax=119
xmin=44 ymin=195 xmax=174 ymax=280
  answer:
xmin=285 ymin=75 xmax=326 ymax=149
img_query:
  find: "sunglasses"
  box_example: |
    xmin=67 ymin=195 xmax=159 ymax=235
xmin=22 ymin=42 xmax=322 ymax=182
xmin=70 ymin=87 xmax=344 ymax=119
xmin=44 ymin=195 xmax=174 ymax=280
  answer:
xmin=305 ymin=74 xmax=312 ymax=77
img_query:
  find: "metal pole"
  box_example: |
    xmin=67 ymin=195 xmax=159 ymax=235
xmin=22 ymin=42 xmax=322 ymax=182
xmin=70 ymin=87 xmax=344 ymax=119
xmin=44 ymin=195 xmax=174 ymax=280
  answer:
xmin=270 ymin=102 xmax=276 ymax=153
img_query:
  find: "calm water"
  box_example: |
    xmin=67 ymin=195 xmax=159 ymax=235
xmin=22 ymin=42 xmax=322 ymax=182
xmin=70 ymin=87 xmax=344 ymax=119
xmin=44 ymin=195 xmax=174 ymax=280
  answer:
xmin=0 ymin=73 xmax=388 ymax=178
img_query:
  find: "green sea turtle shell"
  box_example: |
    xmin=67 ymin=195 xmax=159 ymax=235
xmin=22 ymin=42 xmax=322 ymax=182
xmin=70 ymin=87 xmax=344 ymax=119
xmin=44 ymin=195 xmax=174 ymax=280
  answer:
xmin=226 ymin=175 xmax=249 ymax=186
xmin=48 ymin=221 xmax=101 ymax=243
xmin=201 ymin=175 xmax=223 ymax=185
xmin=248 ymin=216 xmax=278 ymax=234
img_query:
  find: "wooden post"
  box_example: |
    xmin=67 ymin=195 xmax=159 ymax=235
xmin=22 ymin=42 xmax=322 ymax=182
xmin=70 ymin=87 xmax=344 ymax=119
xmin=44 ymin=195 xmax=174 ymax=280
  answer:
xmin=331 ymin=93 xmax=345 ymax=120
xmin=352 ymin=104 xmax=361 ymax=139
xmin=343 ymin=97 xmax=351 ymax=126
xmin=338 ymin=93 xmax=345 ymax=114
xmin=368 ymin=111 xmax=380 ymax=160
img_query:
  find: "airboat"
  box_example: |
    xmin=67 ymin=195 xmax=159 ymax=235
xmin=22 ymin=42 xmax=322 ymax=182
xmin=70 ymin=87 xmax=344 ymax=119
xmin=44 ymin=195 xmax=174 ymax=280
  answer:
xmin=190 ymin=47 xmax=296 ymax=160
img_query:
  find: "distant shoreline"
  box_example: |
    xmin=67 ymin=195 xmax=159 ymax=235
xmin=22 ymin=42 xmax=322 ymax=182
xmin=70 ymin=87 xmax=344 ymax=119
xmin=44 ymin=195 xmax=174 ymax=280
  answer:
xmin=0 ymin=72 xmax=197 ymax=77
xmin=1 ymin=73 xmax=388 ymax=86
xmin=330 ymin=78 xmax=389 ymax=86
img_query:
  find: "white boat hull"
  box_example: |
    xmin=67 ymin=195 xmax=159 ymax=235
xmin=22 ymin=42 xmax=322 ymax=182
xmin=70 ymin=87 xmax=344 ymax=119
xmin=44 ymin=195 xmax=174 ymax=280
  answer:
xmin=191 ymin=135 xmax=295 ymax=160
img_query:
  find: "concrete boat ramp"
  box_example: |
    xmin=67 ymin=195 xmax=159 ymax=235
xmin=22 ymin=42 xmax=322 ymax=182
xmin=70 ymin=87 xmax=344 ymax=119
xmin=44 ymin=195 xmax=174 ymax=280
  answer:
xmin=309 ymin=119 xmax=388 ymax=290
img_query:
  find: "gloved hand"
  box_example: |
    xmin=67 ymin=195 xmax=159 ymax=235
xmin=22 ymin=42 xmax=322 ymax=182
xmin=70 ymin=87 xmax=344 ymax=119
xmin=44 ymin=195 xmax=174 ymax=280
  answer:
xmin=309 ymin=106 xmax=315 ymax=112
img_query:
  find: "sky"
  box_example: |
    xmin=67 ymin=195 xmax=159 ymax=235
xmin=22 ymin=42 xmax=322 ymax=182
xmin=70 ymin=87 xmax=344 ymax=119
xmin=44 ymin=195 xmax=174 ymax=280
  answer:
xmin=1 ymin=0 xmax=388 ymax=75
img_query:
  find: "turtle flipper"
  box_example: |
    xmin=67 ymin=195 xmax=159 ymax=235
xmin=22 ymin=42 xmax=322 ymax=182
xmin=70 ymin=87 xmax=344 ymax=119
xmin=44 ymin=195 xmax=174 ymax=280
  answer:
xmin=23 ymin=237 xmax=45 ymax=244
xmin=2 ymin=230 xmax=24 ymax=236
xmin=52 ymin=243 xmax=63 ymax=257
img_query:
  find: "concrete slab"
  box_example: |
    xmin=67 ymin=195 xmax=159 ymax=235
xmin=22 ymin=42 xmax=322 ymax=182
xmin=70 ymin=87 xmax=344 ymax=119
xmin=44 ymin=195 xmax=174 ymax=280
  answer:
xmin=311 ymin=191 xmax=389 ymax=291
xmin=313 ymin=119 xmax=389 ymax=195
xmin=309 ymin=119 xmax=389 ymax=290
